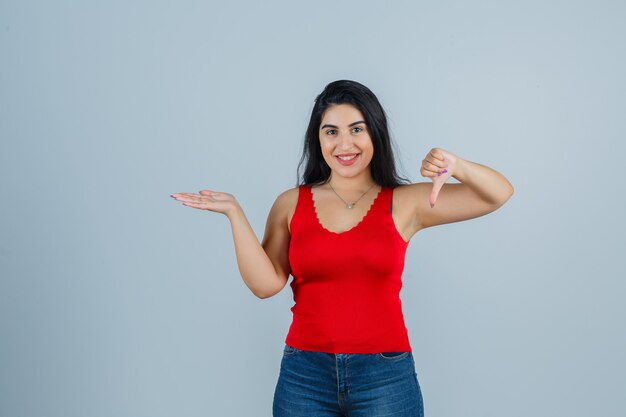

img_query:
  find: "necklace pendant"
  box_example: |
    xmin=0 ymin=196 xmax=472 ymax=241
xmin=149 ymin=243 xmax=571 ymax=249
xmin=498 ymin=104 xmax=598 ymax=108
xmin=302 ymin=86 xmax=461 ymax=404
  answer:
xmin=347 ymin=203 xmax=355 ymax=209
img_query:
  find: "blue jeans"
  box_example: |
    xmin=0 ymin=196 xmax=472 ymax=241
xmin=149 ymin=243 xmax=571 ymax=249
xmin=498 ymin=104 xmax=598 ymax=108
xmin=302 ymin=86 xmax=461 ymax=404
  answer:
xmin=273 ymin=344 xmax=424 ymax=417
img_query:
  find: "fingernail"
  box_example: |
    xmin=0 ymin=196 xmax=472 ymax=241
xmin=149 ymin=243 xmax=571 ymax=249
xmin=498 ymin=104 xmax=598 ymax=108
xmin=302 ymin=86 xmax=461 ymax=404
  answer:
xmin=442 ymin=169 xmax=448 ymax=173
xmin=437 ymin=172 xmax=441 ymax=176
xmin=430 ymin=203 xmax=434 ymax=208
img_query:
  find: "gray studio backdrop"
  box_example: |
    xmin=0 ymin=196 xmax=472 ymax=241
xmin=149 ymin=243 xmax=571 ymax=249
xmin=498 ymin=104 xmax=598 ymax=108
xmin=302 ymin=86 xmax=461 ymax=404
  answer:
xmin=1 ymin=1 xmax=624 ymax=416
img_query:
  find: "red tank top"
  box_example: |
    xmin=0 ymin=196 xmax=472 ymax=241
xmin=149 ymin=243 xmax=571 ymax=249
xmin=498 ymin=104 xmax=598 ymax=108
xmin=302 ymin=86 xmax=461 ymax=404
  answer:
xmin=285 ymin=184 xmax=412 ymax=354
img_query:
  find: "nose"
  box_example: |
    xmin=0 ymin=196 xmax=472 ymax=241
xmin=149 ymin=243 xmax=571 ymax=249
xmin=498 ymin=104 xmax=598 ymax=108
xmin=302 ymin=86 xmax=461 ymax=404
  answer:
xmin=336 ymin=130 xmax=354 ymax=149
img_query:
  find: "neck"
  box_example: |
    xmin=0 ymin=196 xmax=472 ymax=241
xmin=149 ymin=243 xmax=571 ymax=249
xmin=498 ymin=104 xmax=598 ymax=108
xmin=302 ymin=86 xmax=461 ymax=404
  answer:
xmin=326 ymin=172 xmax=377 ymax=192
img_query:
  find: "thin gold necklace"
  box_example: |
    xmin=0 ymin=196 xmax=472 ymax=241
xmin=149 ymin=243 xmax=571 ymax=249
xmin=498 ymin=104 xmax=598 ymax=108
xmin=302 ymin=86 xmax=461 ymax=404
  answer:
xmin=328 ymin=182 xmax=376 ymax=209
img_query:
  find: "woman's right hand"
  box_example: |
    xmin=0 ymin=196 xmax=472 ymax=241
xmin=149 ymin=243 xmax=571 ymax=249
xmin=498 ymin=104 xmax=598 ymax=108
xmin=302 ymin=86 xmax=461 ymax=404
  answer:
xmin=170 ymin=189 xmax=240 ymax=218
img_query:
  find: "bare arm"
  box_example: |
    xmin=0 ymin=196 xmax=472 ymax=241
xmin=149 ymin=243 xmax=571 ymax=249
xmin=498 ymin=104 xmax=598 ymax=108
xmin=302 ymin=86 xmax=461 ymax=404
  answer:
xmin=171 ymin=188 xmax=292 ymax=299
xmin=396 ymin=148 xmax=514 ymax=233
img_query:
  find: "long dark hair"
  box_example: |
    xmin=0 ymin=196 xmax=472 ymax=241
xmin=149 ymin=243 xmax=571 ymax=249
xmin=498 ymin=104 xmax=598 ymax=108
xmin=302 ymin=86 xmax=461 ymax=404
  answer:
xmin=296 ymin=80 xmax=411 ymax=188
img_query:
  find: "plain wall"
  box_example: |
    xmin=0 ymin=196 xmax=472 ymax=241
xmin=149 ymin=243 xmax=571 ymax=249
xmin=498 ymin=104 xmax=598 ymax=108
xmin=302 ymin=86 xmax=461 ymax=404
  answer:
xmin=1 ymin=1 xmax=624 ymax=416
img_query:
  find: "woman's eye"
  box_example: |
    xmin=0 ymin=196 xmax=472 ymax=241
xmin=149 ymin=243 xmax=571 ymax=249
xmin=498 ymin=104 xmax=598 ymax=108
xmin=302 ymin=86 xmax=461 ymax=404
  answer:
xmin=325 ymin=127 xmax=363 ymax=135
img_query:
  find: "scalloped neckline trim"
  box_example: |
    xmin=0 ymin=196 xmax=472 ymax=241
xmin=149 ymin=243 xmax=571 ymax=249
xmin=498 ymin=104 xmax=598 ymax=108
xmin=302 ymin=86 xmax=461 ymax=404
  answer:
xmin=309 ymin=185 xmax=384 ymax=236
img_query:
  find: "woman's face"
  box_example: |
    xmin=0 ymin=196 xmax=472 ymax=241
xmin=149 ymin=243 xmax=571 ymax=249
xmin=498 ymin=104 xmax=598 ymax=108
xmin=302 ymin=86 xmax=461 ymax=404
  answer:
xmin=318 ymin=104 xmax=374 ymax=179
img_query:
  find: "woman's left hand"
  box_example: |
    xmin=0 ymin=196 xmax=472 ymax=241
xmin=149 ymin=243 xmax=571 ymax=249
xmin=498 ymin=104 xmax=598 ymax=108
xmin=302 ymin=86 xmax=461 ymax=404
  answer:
xmin=420 ymin=148 xmax=459 ymax=208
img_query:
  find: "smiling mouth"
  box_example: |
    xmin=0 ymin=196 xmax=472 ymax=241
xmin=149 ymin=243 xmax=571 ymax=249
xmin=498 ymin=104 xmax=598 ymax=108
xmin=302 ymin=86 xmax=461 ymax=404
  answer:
xmin=335 ymin=153 xmax=359 ymax=161
xmin=335 ymin=153 xmax=360 ymax=166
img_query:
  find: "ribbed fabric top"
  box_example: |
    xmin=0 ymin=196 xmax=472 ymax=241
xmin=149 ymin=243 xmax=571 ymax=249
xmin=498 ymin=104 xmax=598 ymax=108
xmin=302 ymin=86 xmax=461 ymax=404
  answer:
xmin=285 ymin=184 xmax=412 ymax=354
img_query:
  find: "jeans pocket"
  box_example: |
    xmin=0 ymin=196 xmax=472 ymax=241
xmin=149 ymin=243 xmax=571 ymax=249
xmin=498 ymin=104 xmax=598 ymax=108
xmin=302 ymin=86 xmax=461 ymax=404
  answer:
xmin=283 ymin=344 xmax=302 ymax=356
xmin=378 ymin=351 xmax=410 ymax=360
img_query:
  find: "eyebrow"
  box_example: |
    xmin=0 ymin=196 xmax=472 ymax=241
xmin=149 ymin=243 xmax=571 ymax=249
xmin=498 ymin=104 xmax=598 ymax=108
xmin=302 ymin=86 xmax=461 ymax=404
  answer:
xmin=320 ymin=120 xmax=366 ymax=130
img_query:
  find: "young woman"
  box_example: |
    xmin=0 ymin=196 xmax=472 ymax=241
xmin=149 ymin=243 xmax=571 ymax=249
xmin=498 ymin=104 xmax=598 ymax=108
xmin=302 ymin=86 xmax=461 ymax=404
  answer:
xmin=171 ymin=80 xmax=514 ymax=416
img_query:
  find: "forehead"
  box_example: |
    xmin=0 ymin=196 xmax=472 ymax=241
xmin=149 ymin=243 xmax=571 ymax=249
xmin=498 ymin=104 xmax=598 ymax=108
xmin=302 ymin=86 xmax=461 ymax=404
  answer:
xmin=320 ymin=104 xmax=365 ymax=125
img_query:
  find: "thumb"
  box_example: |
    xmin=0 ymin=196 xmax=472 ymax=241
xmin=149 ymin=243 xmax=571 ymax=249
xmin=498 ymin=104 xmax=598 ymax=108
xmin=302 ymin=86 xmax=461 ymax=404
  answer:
xmin=199 ymin=189 xmax=215 ymax=195
xmin=429 ymin=180 xmax=444 ymax=208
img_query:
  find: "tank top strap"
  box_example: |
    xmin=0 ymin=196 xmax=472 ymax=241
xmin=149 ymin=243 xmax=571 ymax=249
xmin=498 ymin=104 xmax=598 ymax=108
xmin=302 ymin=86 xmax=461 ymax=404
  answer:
xmin=300 ymin=184 xmax=314 ymax=215
xmin=370 ymin=186 xmax=392 ymax=216
xmin=293 ymin=185 xmax=316 ymax=226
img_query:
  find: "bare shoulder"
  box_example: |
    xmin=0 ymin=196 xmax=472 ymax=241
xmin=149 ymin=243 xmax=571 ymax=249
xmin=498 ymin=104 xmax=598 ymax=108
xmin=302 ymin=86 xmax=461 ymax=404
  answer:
xmin=275 ymin=186 xmax=299 ymax=210
xmin=392 ymin=182 xmax=431 ymax=215
xmin=269 ymin=187 xmax=300 ymax=233
xmin=393 ymin=182 xmax=429 ymax=202
xmin=390 ymin=183 xmax=431 ymax=239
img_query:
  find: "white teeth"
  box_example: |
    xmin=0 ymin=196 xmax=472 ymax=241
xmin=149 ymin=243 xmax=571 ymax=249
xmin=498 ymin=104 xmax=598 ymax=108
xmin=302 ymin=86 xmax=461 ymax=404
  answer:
xmin=337 ymin=154 xmax=357 ymax=161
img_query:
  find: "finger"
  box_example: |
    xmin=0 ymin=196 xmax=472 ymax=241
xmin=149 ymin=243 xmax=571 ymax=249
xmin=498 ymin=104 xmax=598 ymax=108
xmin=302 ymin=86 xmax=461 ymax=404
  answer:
xmin=421 ymin=163 xmax=444 ymax=178
xmin=421 ymin=167 xmax=438 ymax=178
xmin=428 ymin=154 xmax=449 ymax=167
xmin=199 ymin=189 xmax=216 ymax=195
xmin=171 ymin=193 xmax=194 ymax=200
xmin=426 ymin=160 xmax=444 ymax=171
xmin=172 ymin=192 xmax=199 ymax=199
xmin=429 ymin=181 xmax=444 ymax=208
xmin=184 ymin=194 xmax=224 ymax=209
xmin=431 ymin=150 xmax=445 ymax=161
xmin=176 ymin=194 xmax=211 ymax=204
xmin=182 ymin=201 xmax=203 ymax=209
xmin=422 ymin=165 xmax=445 ymax=177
